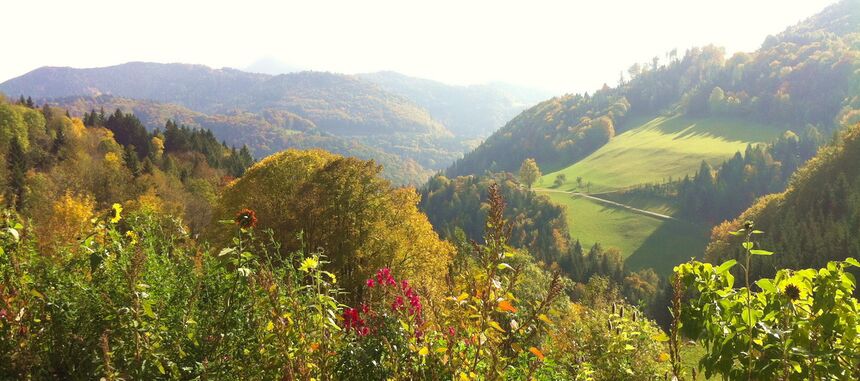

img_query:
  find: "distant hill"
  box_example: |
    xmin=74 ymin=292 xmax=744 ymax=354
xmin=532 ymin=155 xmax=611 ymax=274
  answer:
xmin=0 ymin=63 xmax=447 ymax=137
xmin=0 ymin=62 xmax=552 ymax=184
xmin=358 ymin=71 xmax=549 ymax=137
xmin=55 ymin=95 xmax=433 ymax=185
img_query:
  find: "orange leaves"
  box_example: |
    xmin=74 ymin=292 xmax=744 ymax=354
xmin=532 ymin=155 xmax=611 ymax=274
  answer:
xmin=497 ymin=300 xmax=517 ymax=313
xmin=529 ymin=346 xmax=545 ymax=361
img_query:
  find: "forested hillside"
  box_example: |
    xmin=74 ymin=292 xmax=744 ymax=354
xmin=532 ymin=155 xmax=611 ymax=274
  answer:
xmin=428 ymin=0 xmax=860 ymax=286
xmin=706 ymin=122 xmax=860 ymax=280
xmin=1 ymin=63 xmax=543 ymax=184
xmin=0 ymin=95 xmax=251 ymax=236
xmin=56 ymin=96 xmax=433 ymax=185
xmin=359 ymin=71 xmax=549 ymax=138
xmin=447 ymin=0 xmax=860 ymax=178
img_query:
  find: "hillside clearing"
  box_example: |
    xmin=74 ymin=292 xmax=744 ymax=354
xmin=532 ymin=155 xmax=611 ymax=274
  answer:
xmin=538 ymin=114 xmax=783 ymax=192
xmin=537 ymin=189 xmax=710 ymax=274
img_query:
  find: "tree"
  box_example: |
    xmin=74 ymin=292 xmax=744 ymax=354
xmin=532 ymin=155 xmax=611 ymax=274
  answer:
xmin=554 ymin=173 xmax=567 ymax=188
xmin=6 ymin=136 xmax=27 ymax=210
xmin=576 ymin=176 xmax=584 ymax=189
xmin=518 ymin=158 xmax=541 ymax=189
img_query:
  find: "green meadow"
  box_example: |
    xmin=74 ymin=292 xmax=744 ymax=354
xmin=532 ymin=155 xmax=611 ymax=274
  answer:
xmin=533 ymin=114 xmax=780 ymax=273
xmin=538 ymin=114 xmax=783 ymax=192
xmin=537 ymin=190 xmax=709 ymax=275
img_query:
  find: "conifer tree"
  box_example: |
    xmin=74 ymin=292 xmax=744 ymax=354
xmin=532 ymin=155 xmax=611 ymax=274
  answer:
xmin=5 ymin=136 xmax=27 ymax=210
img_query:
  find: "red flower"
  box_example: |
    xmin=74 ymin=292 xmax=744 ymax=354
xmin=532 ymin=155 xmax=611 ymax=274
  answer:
xmin=366 ymin=278 xmax=375 ymax=288
xmin=391 ymin=296 xmax=405 ymax=311
xmin=234 ymin=208 xmax=258 ymax=229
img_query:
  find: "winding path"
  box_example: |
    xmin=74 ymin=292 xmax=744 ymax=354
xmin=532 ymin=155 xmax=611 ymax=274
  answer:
xmin=534 ymin=188 xmax=677 ymax=221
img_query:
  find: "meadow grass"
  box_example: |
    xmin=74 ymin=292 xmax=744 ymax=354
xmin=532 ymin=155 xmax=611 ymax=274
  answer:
xmin=537 ymin=190 xmax=710 ymax=275
xmin=538 ymin=114 xmax=783 ymax=192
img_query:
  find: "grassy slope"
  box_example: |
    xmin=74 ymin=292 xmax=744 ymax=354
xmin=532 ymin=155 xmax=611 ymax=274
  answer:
xmin=538 ymin=114 xmax=783 ymax=193
xmin=534 ymin=114 xmax=780 ymax=274
xmin=538 ymin=190 xmax=709 ymax=274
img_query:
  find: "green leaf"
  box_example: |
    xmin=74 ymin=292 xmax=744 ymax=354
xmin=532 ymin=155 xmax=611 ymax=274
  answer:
xmin=756 ymin=279 xmax=776 ymax=293
xmin=496 ymin=263 xmax=513 ymax=271
xmin=218 ymin=247 xmax=236 ymax=257
xmin=30 ymin=289 xmax=45 ymax=300
xmin=749 ymin=249 xmax=773 ymax=256
xmin=844 ymin=258 xmax=860 ymax=267
xmin=142 ymin=301 xmax=156 ymax=319
xmin=716 ymin=260 xmax=737 ymax=274
xmin=652 ymin=332 xmax=670 ymax=342
xmin=751 ymin=230 xmax=764 ymax=235
xmin=742 ymin=242 xmax=754 ymax=250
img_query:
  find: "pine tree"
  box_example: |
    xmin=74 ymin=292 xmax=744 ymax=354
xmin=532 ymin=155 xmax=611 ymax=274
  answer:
xmin=6 ymin=137 xmax=27 ymax=210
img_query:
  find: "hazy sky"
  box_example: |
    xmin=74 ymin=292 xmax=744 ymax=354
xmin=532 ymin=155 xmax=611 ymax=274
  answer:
xmin=2 ymin=0 xmax=838 ymax=94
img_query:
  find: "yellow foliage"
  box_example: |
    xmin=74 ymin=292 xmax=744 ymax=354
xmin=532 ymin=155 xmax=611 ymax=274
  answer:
xmin=216 ymin=149 xmax=453 ymax=301
xmin=37 ymin=191 xmax=95 ymax=256
xmin=69 ymin=118 xmax=86 ymax=138
xmin=104 ymin=152 xmax=122 ymax=169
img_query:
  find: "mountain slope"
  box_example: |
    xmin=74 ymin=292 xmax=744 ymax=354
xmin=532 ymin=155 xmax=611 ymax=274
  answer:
xmin=54 ymin=95 xmax=433 ymax=185
xmin=428 ymin=0 xmax=860 ymax=275
xmin=0 ymin=63 xmax=449 ymax=137
xmin=447 ymin=0 xmax=860 ymax=179
xmin=538 ymin=114 xmax=783 ymax=192
xmin=359 ymin=71 xmax=549 ymax=137
xmin=705 ymin=122 xmax=860 ymax=279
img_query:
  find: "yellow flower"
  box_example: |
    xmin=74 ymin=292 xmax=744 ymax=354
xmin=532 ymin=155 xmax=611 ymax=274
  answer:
xmin=125 ymin=230 xmax=139 ymax=245
xmin=110 ymin=203 xmax=123 ymax=224
xmin=299 ymin=257 xmax=319 ymax=272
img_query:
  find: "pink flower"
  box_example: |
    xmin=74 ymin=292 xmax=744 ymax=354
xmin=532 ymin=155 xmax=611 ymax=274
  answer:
xmin=366 ymin=278 xmax=375 ymax=288
xmin=391 ymin=296 xmax=405 ymax=311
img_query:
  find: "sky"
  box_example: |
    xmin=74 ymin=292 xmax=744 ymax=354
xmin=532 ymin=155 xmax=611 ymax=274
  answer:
xmin=1 ymin=0 xmax=839 ymax=94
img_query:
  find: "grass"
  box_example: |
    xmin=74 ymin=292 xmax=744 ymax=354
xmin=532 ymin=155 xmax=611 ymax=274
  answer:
xmin=538 ymin=114 xmax=783 ymax=193
xmin=680 ymin=342 xmax=724 ymax=380
xmin=532 ymin=113 xmax=780 ymax=273
xmin=537 ymin=190 xmax=709 ymax=275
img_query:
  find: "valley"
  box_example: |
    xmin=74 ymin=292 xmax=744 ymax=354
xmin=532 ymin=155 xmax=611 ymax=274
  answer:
xmin=1 ymin=0 xmax=859 ymax=378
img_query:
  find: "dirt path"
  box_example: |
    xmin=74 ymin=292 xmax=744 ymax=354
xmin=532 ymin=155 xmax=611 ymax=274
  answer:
xmin=535 ymin=188 xmax=677 ymax=221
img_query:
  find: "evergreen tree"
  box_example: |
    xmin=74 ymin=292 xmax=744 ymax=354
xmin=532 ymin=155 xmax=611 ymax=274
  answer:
xmin=5 ymin=137 xmax=27 ymax=210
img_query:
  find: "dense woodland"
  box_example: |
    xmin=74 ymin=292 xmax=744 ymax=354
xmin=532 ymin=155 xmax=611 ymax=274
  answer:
xmin=707 ymin=122 xmax=860 ymax=281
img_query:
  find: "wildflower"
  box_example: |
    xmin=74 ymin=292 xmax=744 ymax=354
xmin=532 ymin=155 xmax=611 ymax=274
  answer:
xmin=110 ymin=203 xmax=123 ymax=224
xmin=342 ymin=308 xmax=363 ymax=330
xmin=392 ymin=296 xmax=405 ymax=311
xmin=447 ymin=326 xmax=456 ymax=337
xmin=375 ymin=268 xmax=396 ymax=286
xmin=783 ymin=283 xmax=801 ymax=301
xmin=234 ymin=208 xmax=258 ymax=229
xmin=366 ymin=278 xmax=375 ymax=288
xmin=299 ymin=257 xmax=319 ymax=272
